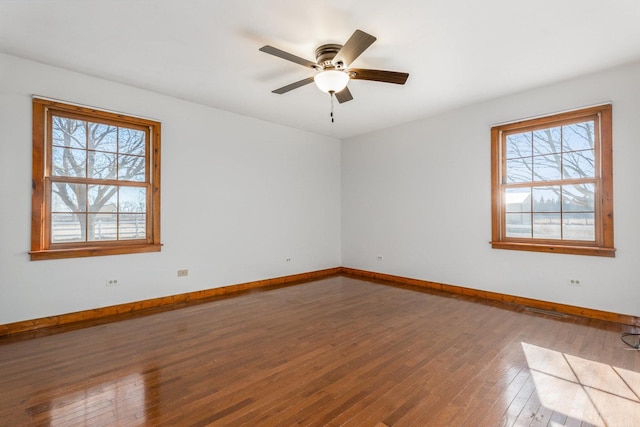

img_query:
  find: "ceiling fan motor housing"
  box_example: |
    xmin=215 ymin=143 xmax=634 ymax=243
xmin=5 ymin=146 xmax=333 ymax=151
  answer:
xmin=315 ymin=44 xmax=344 ymax=69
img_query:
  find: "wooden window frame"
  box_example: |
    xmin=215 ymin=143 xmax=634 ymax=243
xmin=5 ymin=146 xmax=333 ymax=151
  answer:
xmin=491 ymin=104 xmax=614 ymax=257
xmin=31 ymin=98 xmax=162 ymax=260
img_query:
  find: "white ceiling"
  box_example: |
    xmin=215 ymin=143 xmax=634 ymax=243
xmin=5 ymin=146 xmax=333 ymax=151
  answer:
xmin=2 ymin=0 xmax=640 ymax=139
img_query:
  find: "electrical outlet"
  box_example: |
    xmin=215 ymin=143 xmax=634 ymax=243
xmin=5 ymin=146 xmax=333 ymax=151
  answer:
xmin=177 ymin=269 xmax=188 ymax=277
xmin=377 ymin=255 xmax=384 ymax=261
xmin=286 ymin=258 xmax=291 ymax=262
xmin=105 ymin=279 xmax=119 ymax=286
xmin=567 ymin=279 xmax=582 ymax=286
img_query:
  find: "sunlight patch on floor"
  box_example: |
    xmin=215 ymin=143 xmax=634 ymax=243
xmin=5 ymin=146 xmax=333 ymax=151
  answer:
xmin=522 ymin=342 xmax=640 ymax=426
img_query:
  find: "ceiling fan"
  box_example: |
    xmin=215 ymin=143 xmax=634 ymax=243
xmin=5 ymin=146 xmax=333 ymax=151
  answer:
xmin=259 ymin=29 xmax=409 ymax=105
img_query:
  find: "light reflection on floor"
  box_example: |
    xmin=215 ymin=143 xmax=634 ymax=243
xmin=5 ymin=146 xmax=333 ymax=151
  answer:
xmin=50 ymin=372 xmax=147 ymax=426
xmin=522 ymin=342 xmax=640 ymax=426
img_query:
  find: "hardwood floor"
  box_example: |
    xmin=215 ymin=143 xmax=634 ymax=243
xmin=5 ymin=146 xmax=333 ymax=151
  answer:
xmin=1 ymin=276 xmax=639 ymax=426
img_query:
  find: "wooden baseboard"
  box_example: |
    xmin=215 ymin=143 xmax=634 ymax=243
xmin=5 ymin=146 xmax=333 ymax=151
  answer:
xmin=0 ymin=267 xmax=342 ymax=337
xmin=3 ymin=266 xmax=637 ymax=337
xmin=340 ymin=267 xmax=640 ymax=327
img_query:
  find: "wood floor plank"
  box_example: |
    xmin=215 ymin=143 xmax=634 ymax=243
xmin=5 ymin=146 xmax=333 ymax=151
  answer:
xmin=1 ymin=276 xmax=639 ymax=426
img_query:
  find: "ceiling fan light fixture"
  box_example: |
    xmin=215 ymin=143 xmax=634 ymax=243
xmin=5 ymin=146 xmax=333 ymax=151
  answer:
xmin=314 ymin=70 xmax=349 ymax=94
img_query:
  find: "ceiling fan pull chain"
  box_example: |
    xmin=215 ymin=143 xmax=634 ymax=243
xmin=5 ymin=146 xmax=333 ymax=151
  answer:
xmin=330 ymin=91 xmax=335 ymax=123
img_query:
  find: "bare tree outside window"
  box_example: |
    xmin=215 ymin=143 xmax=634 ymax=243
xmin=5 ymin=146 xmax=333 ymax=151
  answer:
xmin=50 ymin=117 xmax=147 ymax=242
xmin=503 ymin=120 xmax=596 ymax=241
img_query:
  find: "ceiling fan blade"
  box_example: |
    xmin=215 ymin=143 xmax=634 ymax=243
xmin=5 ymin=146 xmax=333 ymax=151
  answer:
xmin=348 ymin=68 xmax=409 ymax=85
xmin=272 ymin=76 xmax=315 ymax=94
xmin=259 ymin=45 xmax=318 ymax=69
xmin=333 ymin=30 xmax=376 ymax=68
xmin=335 ymin=87 xmax=353 ymax=104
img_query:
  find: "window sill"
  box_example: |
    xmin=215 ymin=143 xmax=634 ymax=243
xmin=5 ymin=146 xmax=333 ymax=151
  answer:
xmin=30 ymin=243 xmax=162 ymax=261
xmin=490 ymin=241 xmax=615 ymax=257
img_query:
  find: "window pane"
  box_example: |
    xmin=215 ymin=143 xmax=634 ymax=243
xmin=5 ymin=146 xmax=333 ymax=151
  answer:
xmin=119 ymin=214 xmax=146 ymax=240
xmin=51 ymin=183 xmax=86 ymax=212
xmin=119 ymin=128 xmax=145 ymax=156
xmin=88 ymin=185 xmax=117 ymax=213
xmin=52 ymin=146 xmax=87 ymax=177
xmin=506 ymin=132 xmax=531 ymax=159
xmin=563 ymin=213 xmax=595 ymax=241
xmin=506 ymin=157 xmax=532 ymax=183
xmin=88 ymin=214 xmax=117 ymax=241
xmin=562 ymin=149 xmax=595 ymax=179
xmin=505 ymin=188 xmax=531 ymax=212
xmin=118 ymin=154 xmax=146 ymax=182
xmin=52 ymin=117 xmax=86 ymax=148
xmin=563 ymin=121 xmax=594 ymax=151
xmin=533 ymin=213 xmax=561 ymax=239
xmin=87 ymin=122 xmax=117 ymax=152
xmin=505 ymin=213 xmax=531 ymax=238
xmin=533 ymin=154 xmax=561 ymax=181
xmin=88 ymin=151 xmax=117 ymax=179
xmin=532 ymin=186 xmax=560 ymax=212
xmin=533 ymin=127 xmax=561 ymax=155
xmin=119 ymin=187 xmax=146 ymax=213
xmin=562 ymin=184 xmax=595 ymax=212
xmin=51 ymin=213 xmax=83 ymax=243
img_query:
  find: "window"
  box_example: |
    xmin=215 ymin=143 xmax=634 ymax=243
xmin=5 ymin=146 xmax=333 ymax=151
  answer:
xmin=491 ymin=104 xmax=614 ymax=257
xmin=31 ymin=98 xmax=161 ymax=260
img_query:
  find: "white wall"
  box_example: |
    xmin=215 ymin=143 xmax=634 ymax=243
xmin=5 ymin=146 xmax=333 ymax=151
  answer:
xmin=342 ymin=60 xmax=640 ymax=317
xmin=0 ymin=54 xmax=342 ymax=324
xmin=2 ymin=53 xmax=639 ymax=326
